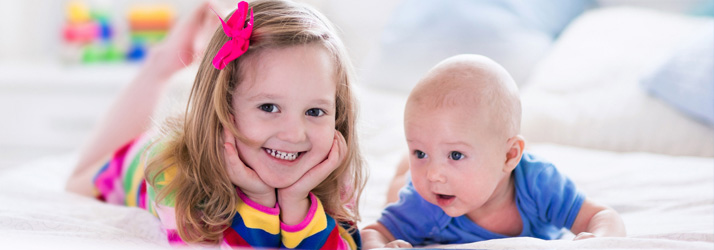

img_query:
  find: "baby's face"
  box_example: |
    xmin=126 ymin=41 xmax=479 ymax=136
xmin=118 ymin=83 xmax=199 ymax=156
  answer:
xmin=231 ymin=44 xmax=337 ymax=189
xmin=404 ymin=102 xmax=513 ymax=218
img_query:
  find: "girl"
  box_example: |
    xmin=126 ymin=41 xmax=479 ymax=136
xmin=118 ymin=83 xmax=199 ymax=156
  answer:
xmin=66 ymin=0 xmax=366 ymax=249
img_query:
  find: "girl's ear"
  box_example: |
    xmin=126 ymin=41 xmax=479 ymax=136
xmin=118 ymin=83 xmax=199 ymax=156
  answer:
xmin=225 ymin=113 xmax=239 ymax=137
xmin=503 ymin=135 xmax=525 ymax=172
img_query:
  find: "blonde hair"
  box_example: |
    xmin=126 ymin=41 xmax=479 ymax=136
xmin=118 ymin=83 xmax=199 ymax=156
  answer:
xmin=145 ymin=0 xmax=365 ymax=244
xmin=407 ymin=54 xmax=521 ymax=138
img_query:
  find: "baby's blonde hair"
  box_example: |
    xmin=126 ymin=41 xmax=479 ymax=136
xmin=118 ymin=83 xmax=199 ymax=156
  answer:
xmin=145 ymin=0 xmax=365 ymax=244
xmin=407 ymin=54 xmax=522 ymax=139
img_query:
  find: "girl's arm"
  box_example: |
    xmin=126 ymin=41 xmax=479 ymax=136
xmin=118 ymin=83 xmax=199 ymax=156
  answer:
xmin=278 ymin=131 xmax=346 ymax=224
xmin=280 ymin=194 xmax=360 ymax=250
xmin=570 ymin=198 xmax=626 ymax=240
xmin=277 ymin=131 xmax=357 ymax=249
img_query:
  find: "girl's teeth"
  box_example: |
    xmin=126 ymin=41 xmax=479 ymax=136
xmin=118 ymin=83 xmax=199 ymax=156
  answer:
xmin=266 ymin=148 xmax=298 ymax=161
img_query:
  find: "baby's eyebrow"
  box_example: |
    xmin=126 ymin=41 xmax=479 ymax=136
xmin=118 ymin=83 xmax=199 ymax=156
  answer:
xmin=442 ymin=141 xmax=473 ymax=148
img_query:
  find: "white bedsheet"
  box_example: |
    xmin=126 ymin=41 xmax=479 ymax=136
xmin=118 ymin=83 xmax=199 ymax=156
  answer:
xmin=0 ymin=84 xmax=712 ymax=249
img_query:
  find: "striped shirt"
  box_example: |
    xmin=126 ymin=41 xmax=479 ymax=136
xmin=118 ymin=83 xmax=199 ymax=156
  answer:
xmin=93 ymin=133 xmax=360 ymax=249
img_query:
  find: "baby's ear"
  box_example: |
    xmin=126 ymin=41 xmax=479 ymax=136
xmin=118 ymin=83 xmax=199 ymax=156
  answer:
xmin=503 ymin=135 xmax=525 ymax=172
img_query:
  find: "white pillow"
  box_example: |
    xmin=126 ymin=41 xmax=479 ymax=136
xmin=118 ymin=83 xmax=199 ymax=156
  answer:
xmin=520 ymin=7 xmax=714 ymax=157
xmin=640 ymin=28 xmax=714 ymax=126
xmin=360 ymin=0 xmax=593 ymax=93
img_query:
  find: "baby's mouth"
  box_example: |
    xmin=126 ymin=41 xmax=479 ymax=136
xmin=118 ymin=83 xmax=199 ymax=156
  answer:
xmin=437 ymin=194 xmax=455 ymax=200
xmin=436 ymin=193 xmax=456 ymax=206
xmin=264 ymin=148 xmax=302 ymax=161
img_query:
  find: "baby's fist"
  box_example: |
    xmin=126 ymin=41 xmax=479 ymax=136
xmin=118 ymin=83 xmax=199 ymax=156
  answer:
xmin=573 ymin=232 xmax=596 ymax=240
xmin=385 ymin=239 xmax=412 ymax=248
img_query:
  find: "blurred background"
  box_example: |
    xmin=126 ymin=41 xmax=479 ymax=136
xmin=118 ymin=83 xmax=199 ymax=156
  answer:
xmin=0 ymin=0 xmax=711 ymax=170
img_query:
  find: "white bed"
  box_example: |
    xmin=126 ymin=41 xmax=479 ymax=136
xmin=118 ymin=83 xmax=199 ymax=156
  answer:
xmin=1 ymin=6 xmax=712 ymax=250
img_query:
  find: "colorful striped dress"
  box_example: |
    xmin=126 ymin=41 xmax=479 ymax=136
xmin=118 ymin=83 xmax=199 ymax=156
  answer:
xmin=93 ymin=133 xmax=360 ymax=249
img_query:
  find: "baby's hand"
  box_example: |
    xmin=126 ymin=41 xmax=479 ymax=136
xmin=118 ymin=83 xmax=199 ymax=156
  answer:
xmin=277 ymin=131 xmax=346 ymax=221
xmin=385 ymin=240 xmax=412 ymax=248
xmin=223 ymin=127 xmax=275 ymax=207
xmin=573 ymin=232 xmax=596 ymax=240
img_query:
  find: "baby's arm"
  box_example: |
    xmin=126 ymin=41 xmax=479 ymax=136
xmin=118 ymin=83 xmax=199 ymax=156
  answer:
xmin=386 ymin=154 xmax=410 ymax=205
xmin=570 ymin=198 xmax=626 ymax=240
xmin=361 ymin=223 xmax=412 ymax=249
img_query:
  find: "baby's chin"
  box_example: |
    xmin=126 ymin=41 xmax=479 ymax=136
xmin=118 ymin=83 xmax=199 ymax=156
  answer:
xmin=430 ymin=200 xmax=468 ymax=217
xmin=441 ymin=209 xmax=467 ymax=218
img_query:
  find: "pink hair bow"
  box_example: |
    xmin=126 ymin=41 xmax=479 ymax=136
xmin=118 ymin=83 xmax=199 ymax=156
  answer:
xmin=212 ymin=1 xmax=254 ymax=70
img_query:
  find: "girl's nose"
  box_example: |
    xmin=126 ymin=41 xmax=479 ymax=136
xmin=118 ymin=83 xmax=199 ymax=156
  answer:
xmin=277 ymin=114 xmax=307 ymax=143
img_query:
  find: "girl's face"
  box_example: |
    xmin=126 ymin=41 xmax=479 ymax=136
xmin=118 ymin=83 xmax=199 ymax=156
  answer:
xmin=232 ymin=44 xmax=337 ymax=189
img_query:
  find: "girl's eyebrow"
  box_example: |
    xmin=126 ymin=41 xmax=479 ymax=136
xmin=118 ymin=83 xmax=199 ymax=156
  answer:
xmin=248 ymin=93 xmax=281 ymax=101
xmin=314 ymin=98 xmax=335 ymax=108
xmin=248 ymin=93 xmax=334 ymax=108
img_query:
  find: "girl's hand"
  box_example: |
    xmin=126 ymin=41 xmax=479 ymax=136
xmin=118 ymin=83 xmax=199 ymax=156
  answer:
xmin=148 ymin=1 xmax=219 ymax=78
xmin=223 ymin=127 xmax=276 ymax=207
xmin=277 ymin=130 xmax=347 ymax=224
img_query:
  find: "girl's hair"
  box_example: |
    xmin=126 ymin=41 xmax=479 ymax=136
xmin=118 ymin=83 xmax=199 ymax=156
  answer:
xmin=145 ymin=0 xmax=365 ymax=244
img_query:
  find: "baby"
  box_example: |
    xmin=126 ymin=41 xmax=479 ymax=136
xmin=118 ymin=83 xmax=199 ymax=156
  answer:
xmin=361 ymin=55 xmax=626 ymax=248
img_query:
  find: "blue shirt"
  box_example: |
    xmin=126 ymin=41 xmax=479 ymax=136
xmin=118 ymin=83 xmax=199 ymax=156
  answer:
xmin=378 ymin=152 xmax=585 ymax=246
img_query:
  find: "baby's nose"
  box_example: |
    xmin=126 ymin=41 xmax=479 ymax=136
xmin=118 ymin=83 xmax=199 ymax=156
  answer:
xmin=426 ymin=163 xmax=446 ymax=183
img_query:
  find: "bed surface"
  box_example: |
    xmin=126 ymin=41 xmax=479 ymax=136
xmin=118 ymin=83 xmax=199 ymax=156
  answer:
xmin=1 ymin=5 xmax=713 ymax=250
xmin=0 ymin=84 xmax=711 ymax=249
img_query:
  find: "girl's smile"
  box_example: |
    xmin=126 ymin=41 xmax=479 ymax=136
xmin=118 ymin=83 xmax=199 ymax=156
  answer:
xmin=263 ymin=148 xmax=303 ymax=162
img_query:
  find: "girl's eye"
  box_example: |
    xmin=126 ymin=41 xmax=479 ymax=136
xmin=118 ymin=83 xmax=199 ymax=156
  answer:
xmin=449 ymin=151 xmax=465 ymax=161
xmin=259 ymin=104 xmax=278 ymax=113
xmin=306 ymin=108 xmax=325 ymax=117
xmin=414 ymin=150 xmax=427 ymax=159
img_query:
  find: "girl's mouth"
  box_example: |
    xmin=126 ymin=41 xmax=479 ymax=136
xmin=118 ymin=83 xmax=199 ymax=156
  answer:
xmin=264 ymin=148 xmax=302 ymax=161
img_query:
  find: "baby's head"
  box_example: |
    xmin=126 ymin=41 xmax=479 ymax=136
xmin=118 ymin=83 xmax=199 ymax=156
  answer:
xmin=404 ymin=54 xmax=525 ymax=218
xmin=406 ymin=54 xmax=521 ymax=140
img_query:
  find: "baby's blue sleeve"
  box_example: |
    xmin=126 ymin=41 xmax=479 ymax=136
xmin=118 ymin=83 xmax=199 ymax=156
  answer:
xmin=377 ymin=181 xmax=440 ymax=246
xmin=528 ymin=162 xmax=586 ymax=229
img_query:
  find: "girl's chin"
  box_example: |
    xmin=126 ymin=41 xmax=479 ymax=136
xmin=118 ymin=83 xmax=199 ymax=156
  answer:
xmin=265 ymin=179 xmax=296 ymax=189
xmin=257 ymin=171 xmax=302 ymax=189
xmin=252 ymin=160 xmax=319 ymax=189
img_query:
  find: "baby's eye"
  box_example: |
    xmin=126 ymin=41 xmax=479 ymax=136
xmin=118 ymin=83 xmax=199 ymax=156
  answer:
xmin=259 ymin=104 xmax=279 ymax=113
xmin=414 ymin=150 xmax=427 ymax=159
xmin=305 ymin=108 xmax=325 ymax=117
xmin=449 ymin=151 xmax=465 ymax=161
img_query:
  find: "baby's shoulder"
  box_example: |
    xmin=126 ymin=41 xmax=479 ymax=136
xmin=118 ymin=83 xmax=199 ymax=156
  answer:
xmin=514 ymin=152 xmax=571 ymax=190
xmin=516 ymin=152 xmax=558 ymax=175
